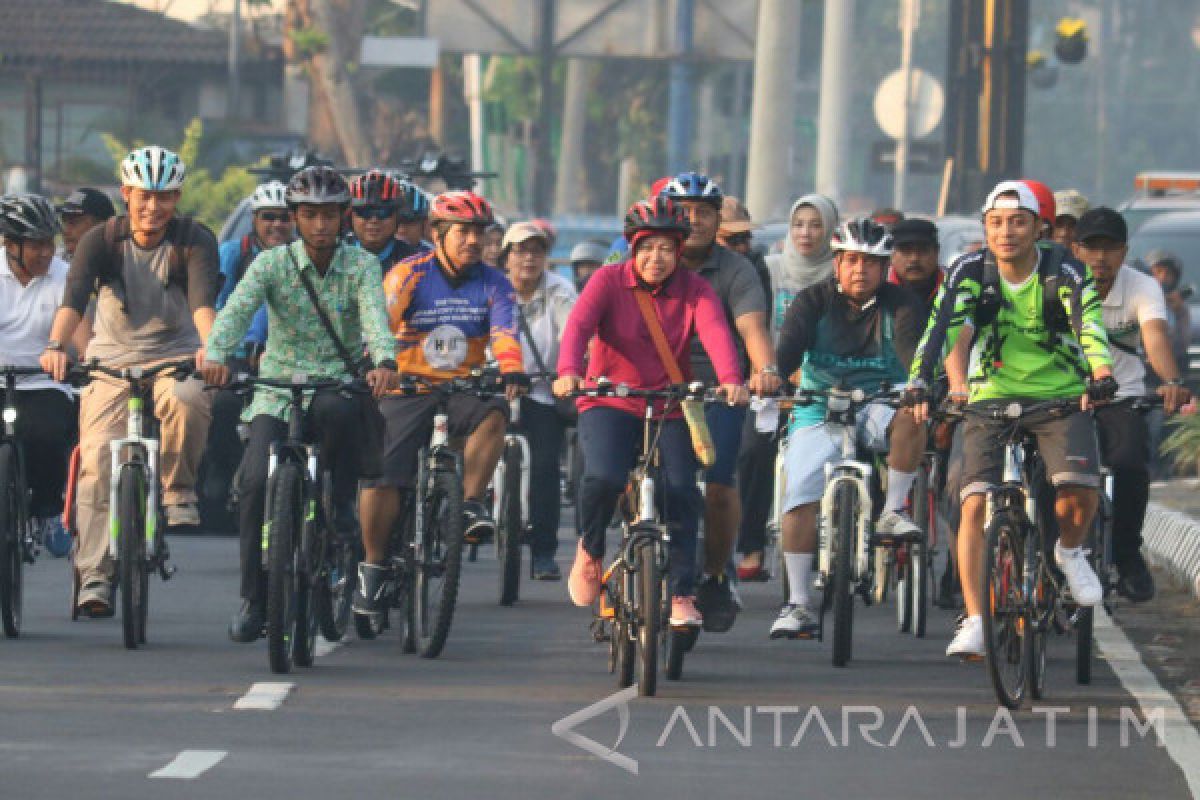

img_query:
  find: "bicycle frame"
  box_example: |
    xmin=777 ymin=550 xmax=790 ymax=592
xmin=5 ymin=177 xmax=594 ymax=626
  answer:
xmin=105 ymin=371 xmax=162 ymax=562
xmin=816 ymin=394 xmax=875 ymax=590
xmin=491 ymin=398 xmax=532 ymax=532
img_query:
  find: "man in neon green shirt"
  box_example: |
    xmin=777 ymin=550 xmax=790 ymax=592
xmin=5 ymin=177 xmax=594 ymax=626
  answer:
xmin=910 ymin=180 xmax=1115 ymax=658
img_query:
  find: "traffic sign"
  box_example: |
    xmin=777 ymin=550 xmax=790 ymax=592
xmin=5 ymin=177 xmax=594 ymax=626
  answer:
xmin=873 ymin=67 xmax=945 ymax=140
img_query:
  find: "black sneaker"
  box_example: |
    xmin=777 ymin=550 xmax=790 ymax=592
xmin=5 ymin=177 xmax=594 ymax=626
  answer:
xmin=695 ymin=573 xmax=738 ymax=633
xmin=352 ymin=562 xmax=391 ymax=615
xmin=463 ymin=500 xmax=495 ymax=545
xmin=228 ymin=600 xmax=265 ymax=643
xmin=1117 ymin=553 xmax=1156 ymax=603
xmin=531 ymin=556 xmax=561 ymax=581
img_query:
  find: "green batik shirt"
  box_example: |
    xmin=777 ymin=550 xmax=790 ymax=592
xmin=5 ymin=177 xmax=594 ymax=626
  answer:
xmin=207 ymin=240 xmax=396 ymax=421
xmin=910 ymin=245 xmax=1112 ymax=403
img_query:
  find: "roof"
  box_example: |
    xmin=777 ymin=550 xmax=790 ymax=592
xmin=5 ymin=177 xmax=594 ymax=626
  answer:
xmin=0 ymin=0 xmax=275 ymax=69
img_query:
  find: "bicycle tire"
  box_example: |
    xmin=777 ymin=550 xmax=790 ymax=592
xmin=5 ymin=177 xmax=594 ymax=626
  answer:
xmin=665 ymin=627 xmax=688 ymax=681
xmin=635 ymin=538 xmax=660 ymax=697
xmin=291 ymin=511 xmax=320 ymax=668
xmin=982 ymin=510 xmax=1029 ymax=710
xmin=266 ymin=462 xmax=303 ymax=674
xmin=116 ymin=464 xmax=147 ymax=650
xmin=0 ymin=444 xmax=24 ymax=638
xmin=911 ymin=537 xmax=929 ymax=638
xmin=315 ymin=534 xmax=357 ymax=642
xmin=904 ymin=465 xmax=933 ymax=635
xmin=1075 ymin=606 xmax=1094 ymax=685
xmin=1028 ymin=567 xmax=1051 ymax=700
xmin=498 ymin=443 xmax=523 ymax=606
xmin=831 ymin=481 xmax=857 ymax=668
xmin=896 ymin=550 xmax=913 ymax=633
xmin=415 ymin=466 xmax=464 ymax=659
xmin=609 ymin=569 xmax=635 ymax=688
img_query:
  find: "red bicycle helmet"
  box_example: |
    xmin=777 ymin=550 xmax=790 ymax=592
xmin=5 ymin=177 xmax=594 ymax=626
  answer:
xmin=430 ymin=190 xmax=494 ymax=226
xmin=623 ymin=196 xmax=691 ymax=248
xmin=1021 ymin=179 xmax=1056 ymax=227
xmin=349 ymin=169 xmax=403 ymax=207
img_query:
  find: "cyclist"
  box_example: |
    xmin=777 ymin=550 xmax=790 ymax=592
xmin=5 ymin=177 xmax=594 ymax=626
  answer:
xmin=888 ymin=218 xmax=943 ymax=310
xmin=910 ymin=180 xmax=1116 ymax=658
xmin=503 ymin=221 xmax=578 ymax=580
xmin=737 ymin=192 xmax=837 ymax=582
xmin=56 ymin=188 xmax=116 ymax=261
xmin=391 ymin=177 xmax=433 ymax=261
xmin=347 ymin=169 xmax=409 ymax=277
xmin=216 ymin=181 xmax=293 ymax=312
xmin=661 ymin=171 xmax=780 ymax=633
xmin=355 ymin=190 xmax=526 ymax=617
xmin=0 ymin=194 xmax=82 ymax=557
xmin=569 ymin=239 xmax=608 ymax=290
xmin=204 ymin=165 xmax=398 ymax=642
xmin=482 ymin=220 xmax=506 ymax=266
xmin=1072 ymin=207 xmax=1190 ymax=602
xmin=1052 ymin=189 xmax=1090 ymax=249
xmin=41 ymin=145 xmax=224 ymax=616
xmin=769 ymin=218 xmax=927 ymax=638
xmin=553 ymin=196 xmax=748 ymax=628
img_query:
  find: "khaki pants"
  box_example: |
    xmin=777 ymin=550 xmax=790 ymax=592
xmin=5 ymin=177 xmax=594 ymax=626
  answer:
xmin=75 ymin=366 xmax=212 ymax=585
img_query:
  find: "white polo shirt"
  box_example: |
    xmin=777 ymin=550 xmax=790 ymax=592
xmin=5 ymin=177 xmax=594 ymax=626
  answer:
xmin=1101 ymin=265 xmax=1168 ymax=398
xmin=0 ymin=249 xmax=71 ymax=394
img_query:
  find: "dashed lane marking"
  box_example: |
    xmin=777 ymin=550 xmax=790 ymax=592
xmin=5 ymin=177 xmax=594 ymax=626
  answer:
xmin=149 ymin=750 xmax=227 ymax=779
xmin=233 ymin=681 xmax=294 ymax=710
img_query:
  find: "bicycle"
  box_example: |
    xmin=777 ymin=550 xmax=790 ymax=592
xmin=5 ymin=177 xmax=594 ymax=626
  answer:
xmin=67 ymin=359 xmax=192 ymax=649
xmin=580 ymin=380 xmax=721 ymax=697
xmin=1074 ymin=394 xmax=1163 ymax=685
xmin=224 ymin=373 xmax=364 ymax=673
xmin=492 ymin=394 xmax=532 ymax=606
xmin=354 ymin=372 xmax=500 ymax=659
xmin=971 ymin=398 xmax=1081 ymax=709
xmin=786 ymin=384 xmax=904 ymax=667
xmin=0 ymin=366 xmax=47 ymax=638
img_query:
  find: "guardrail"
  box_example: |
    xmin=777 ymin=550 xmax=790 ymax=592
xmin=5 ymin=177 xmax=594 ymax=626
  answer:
xmin=1142 ymin=502 xmax=1200 ymax=601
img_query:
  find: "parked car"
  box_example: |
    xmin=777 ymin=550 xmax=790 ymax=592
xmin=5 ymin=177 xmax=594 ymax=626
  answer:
xmin=1128 ymin=210 xmax=1200 ymax=381
xmin=1118 ymin=171 xmax=1200 ymax=234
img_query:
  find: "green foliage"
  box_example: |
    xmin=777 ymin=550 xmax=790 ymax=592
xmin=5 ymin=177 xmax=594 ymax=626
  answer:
xmin=102 ymin=117 xmax=256 ymax=231
xmin=1161 ymin=413 xmax=1200 ymax=468
xmin=289 ymin=25 xmax=330 ymax=59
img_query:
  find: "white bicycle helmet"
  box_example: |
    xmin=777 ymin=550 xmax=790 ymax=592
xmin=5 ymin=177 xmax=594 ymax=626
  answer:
xmin=249 ymin=180 xmax=288 ymax=211
xmin=119 ymin=146 xmax=186 ymax=191
xmin=830 ymin=217 xmax=894 ymax=258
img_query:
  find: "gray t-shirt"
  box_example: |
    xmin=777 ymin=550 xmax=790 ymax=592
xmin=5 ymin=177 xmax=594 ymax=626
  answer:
xmin=688 ymin=244 xmax=767 ymax=383
xmin=86 ymin=239 xmax=202 ymax=366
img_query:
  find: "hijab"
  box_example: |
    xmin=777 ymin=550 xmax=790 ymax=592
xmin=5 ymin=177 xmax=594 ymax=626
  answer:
xmin=767 ymin=193 xmax=838 ymax=293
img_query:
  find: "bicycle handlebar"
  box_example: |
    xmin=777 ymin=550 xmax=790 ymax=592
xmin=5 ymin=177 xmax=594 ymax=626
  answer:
xmin=565 ymin=379 xmax=723 ymax=403
xmin=68 ymin=358 xmax=198 ymax=386
xmin=224 ymin=373 xmax=368 ymax=395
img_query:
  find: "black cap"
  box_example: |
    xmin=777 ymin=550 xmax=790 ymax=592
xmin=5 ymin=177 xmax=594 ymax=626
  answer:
xmin=1075 ymin=207 xmax=1127 ymax=244
xmin=57 ymin=188 xmax=116 ymax=220
xmin=891 ymin=218 xmax=939 ymax=247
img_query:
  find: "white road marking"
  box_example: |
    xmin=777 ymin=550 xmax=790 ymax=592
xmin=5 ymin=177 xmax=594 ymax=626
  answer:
xmin=314 ymin=635 xmax=343 ymax=658
xmin=1096 ymin=609 xmax=1200 ymax=797
xmin=149 ymin=750 xmax=227 ymax=779
xmin=233 ymin=681 xmax=294 ymax=710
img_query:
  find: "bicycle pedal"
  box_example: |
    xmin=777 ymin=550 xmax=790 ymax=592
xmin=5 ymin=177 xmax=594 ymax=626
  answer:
xmin=159 ymin=563 xmax=177 ymax=581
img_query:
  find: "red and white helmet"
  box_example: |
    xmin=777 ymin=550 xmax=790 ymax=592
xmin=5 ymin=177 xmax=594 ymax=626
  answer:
xmin=430 ymin=191 xmax=494 ymax=226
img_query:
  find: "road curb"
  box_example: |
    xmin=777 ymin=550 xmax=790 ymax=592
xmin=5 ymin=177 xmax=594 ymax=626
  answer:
xmin=1143 ymin=502 xmax=1200 ymax=602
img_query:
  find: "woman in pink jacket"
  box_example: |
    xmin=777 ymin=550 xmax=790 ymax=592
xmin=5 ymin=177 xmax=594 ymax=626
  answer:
xmin=554 ymin=197 xmax=748 ymax=627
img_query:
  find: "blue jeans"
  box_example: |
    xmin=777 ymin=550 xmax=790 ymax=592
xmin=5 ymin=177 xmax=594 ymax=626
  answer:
xmin=577 ymin=407 xmax=701 ymax=597
xmin=514 ymin=398 xmax=564 ymax=560
xmin=704 ymin=402 xmax=747 ymax=487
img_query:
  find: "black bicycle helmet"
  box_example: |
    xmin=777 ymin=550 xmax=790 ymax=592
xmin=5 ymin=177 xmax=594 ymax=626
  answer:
xmin=622 ymin=196 xmax=691 ymax=241
xmin=0 ymin=193 xmax=61 ymax=241
xmin=285 ymin=166 xmax=350 ymax=207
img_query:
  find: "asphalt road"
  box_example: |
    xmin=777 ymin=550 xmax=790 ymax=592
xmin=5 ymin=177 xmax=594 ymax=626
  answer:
xmin=0 ymin=531 xmax=1196 ymax=799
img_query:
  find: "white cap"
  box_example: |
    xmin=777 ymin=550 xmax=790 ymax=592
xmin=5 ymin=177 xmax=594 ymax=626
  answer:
xmin=1053 ymin=189 xmax=1090 ymax=221
xmin=982 ymin=180 xmax=1040 ymax=217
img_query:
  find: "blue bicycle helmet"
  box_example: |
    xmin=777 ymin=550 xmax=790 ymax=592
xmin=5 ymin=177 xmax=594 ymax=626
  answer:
xmin=660 ymin=171 xmax=723 ymax=208
xmin=397 ymin=179 xmax=430 ymax=221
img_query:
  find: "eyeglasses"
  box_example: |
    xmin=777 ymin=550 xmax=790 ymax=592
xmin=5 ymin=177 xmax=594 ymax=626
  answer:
xmin=257 ymin=211 xmax=290 ymax=223
xmin=723 ymin=233 xmax=753 ymax=247
xmin=352 ymin=206 xmax=396 ymax=221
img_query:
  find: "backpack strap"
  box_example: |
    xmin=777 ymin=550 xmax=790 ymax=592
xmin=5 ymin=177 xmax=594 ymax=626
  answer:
xmin=235 ymin=234 xmax=256 ymax=283
xmin=165 ymin=217 xmax=194 ymax=290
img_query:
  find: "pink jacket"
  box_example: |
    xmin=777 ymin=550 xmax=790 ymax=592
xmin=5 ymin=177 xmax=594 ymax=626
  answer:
xmin=557 ymin=260 xmax=743 ymax=417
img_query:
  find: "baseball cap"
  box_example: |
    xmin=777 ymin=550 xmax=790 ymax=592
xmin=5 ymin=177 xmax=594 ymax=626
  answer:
xmin=57 ymin=188 xmax=116 ymax=220
xmin=718 ymin=196 xmax=756 ymax=235
xmin=1074 ymin=207 xmax=1128 ymax=244
xmin=1053 ymin=189 xmax=1090 ymax=221
xmin=982 ymin=180 xmax=1039 ymax=217
xmin=891 ymin=218 xmax=939 ymax=247
xmin=501 ymin=220 xmax=550 ymax=249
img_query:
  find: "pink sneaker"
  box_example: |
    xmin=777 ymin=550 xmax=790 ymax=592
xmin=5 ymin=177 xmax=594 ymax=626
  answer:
xmin=568 ymin=541 xmax=603 ymax=606
xmin=670 ymin=596 xmax=703 ymax=627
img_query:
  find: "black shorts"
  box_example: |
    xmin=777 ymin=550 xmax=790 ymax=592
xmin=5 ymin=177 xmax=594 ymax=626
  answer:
xmin=959 ymin=399 xmax=1101 ymax=500
xmin=361 ymin=392 xmax=508 ymax=489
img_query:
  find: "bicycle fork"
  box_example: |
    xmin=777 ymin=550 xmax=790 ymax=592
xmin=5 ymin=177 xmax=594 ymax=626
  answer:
xmin=107 ymin=399 xmax=159 ymax=565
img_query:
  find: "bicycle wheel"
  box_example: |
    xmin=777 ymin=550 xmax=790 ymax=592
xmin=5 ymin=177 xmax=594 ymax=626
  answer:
xmin=315 ymin=532 xmax=358 ymax=643
xmin=0 ymin=444 xmax=24 ymax=638
xmin=910 ymin=537 xmax=929 ymax=638
xmin=498 ymin=442 xmax=523 ymax=606
xmin=1028 ymin=566 xmax=1052 ymax=700
xmin=896 ymin=548 xmax=913 ymax=633
xmin=415 ymin=466 xmax=465 ymax=659
xmin=831 ymin=482 xmax=857 ymax=668
xmin=291 ymin=513 xmax=320 ymax=668
xmin=635 ymin=538 xmax=661 ymax=697
xmin=116 ymin=464 xmax=147 ymax=650
xmin=266 ymin=462 xmax=303 ymax=674
xmin=982 ymin=510 xmax=1029 ymax=710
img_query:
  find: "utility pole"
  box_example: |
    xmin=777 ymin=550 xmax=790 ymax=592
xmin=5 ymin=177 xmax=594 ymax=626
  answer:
xmin=227 ymin=0 xmax=241 ymax=119
xmin=532 ymin=0 xmax=556 ymax=215
xmin=666 ymin=0 xmax=695 ymax=174
xmin=463 ymin=53 xmax=487 ymax=194
xmin=815 ymin=0 xmax=855 ymax=204
xmin=745 ymin=0 xmax=803 ymax=220
xmin=554 ymin=59 xmax=591 ymax=215
xmin=893 ymin=0 xmax=919 ymax=210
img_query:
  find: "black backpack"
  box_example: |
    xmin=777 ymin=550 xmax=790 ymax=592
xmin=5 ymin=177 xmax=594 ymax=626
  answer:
xmin=96 ymin=215 xmax=200 ymax=295
xmin=973 ymin=243 xmax=1072 ymax=336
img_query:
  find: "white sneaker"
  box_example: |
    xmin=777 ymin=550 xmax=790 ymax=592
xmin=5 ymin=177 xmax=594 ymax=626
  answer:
xmin=769 ymin=603 xmax=819 ymax=639
xmin=946 ymin=614 xmax=985 ymax=657
xmin=876 ymin=509 xmax=921 ymax=539
xmin=1055 ymin=546 xmax=1102 ymax=607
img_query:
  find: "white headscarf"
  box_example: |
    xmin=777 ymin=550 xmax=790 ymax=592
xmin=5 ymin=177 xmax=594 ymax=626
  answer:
xmin=767 ymin=193 xmax=839 ymax=294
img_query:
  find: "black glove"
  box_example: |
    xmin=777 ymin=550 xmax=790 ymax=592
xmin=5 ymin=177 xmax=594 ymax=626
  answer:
xmin=1087 ymin=375 xmax=1118 ymax=404
xmin=901 ymin=380 xmax=928 ymax=407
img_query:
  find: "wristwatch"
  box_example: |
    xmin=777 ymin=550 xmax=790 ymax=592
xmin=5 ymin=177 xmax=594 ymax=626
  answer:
xmin=758 ymin=365 xmax=780 ymax=377
xmin=44 ymin=340 xmax=64 ymax=353
xmin=1165 ymin=378 xmax=1185 ymax=386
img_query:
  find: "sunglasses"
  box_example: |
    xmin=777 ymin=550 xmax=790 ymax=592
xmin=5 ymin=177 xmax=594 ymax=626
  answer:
xmin=352 ymin=206 xmax=396 ymax=221
xmin=257 ymin=211 xmax=290 ymax=223
xmin=723 ymin=233 xmax=753 ymax=247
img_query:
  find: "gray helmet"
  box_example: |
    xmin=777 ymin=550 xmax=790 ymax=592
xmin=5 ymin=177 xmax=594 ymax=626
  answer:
xmin=570 ymin=240 xmax=609 ymax=265
xmin=0 ymin=193 xmax=61 ymax=241
xmin=285 ymin=166 xmax=350 ymax=207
